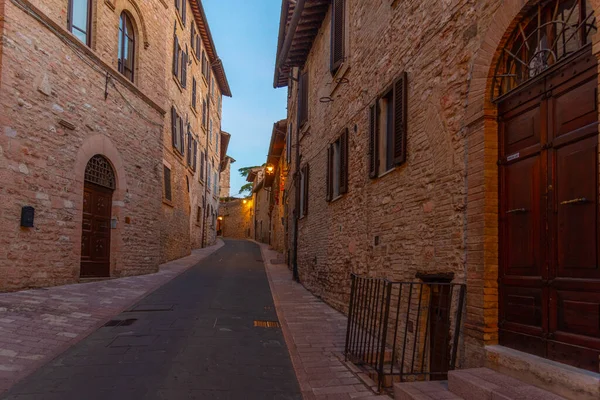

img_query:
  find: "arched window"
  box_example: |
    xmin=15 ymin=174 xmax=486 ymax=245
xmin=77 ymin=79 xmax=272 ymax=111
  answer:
xmin=85 ymin=155 xmax=116 ymax=190
xmin=492 ymin=0 xmax=597 ymax=100
xmin=118 ymin=12 xmax=135 ymax=82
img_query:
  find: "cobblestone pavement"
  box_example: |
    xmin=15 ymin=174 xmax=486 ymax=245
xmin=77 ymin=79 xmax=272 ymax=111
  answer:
xmin=0 ymin=240 xmax=224 ymax=396
xmin=258 ymin=243 xmax=386 ymax=400
xmin=2 ymin=239 xmax=301 ymax=399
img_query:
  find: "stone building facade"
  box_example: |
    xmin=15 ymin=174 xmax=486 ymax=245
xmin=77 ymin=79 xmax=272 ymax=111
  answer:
xmin=273 ymin=0 xmax=600 ymax=390
xmin=0 ymin=0 xmax=168 ymax=290
xmin=218 ymin=198 xmax=252 ymax=239
xmin=0 ymin=0 xmax=230 ymax=291
xmin=160 ymin=0 xmax=231 ymax=263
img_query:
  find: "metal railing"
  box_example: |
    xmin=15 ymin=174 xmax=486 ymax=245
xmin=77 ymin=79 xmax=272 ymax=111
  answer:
xmin=344 ymin=274 xmax=466 ymax=390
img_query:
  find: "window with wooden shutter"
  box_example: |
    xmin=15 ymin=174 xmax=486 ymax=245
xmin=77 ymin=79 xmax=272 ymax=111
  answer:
xmin=330 ymin=0 xmax=345 ymax=73
xmin=297 ymin=72 xmax=308 ymax=127
xmin=164 ymin=166 xmax=172 ymax=201
xmin=202 ymin=100 xmax=207 ymax=128
xmin=192 ymin=78 xmax=197 ymax=109
xmin=327 ymin=129 xmax=349 ymax=201
xmin=368 ymin=72 xmax=408 ymax=178
xmin=393 ymin=72 xmax=407 ymax=165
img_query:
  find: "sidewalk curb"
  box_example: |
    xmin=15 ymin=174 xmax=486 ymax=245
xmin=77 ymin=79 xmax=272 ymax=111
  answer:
xmin=0 ymin=239 xmax=225 ymax=396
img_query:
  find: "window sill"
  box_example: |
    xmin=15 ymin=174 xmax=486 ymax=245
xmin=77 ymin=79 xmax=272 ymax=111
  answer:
xmin=377 ymin=167 xmax=397 ymax=179
xmin=190 ymin=105 xmax=198 ymax=116
xmin=175 ymin=11 xmax=185 ymax=30
xmin=329 ymin=194 xmax=345 ymax=204
xmin=172 ymin=148 xmax=185 ymax=160
xmin=163 ymin=198 xmax=174 ymax=207
xmin=172 ymin=75 xmax=183 ymax=92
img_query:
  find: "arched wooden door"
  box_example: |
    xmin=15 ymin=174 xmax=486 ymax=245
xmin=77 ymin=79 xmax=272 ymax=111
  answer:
xmin=80 ymin=155 xmax=115 ymax=278
xmin=495 ymin=0 xmax=600 ymax=372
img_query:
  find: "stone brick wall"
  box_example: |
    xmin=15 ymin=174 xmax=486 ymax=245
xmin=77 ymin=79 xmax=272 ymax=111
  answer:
xmin=0 ymin=0 xmax=166 ymax=290
xmin=219 ymin=198 xmax=251 ymax=239
xmin=278 ymin=0 xmax=554 ymax=368
xmin=219 ymin=156 xmax=232 ymax=199
xmin=160 ymin=0 xmax=224 ymax=262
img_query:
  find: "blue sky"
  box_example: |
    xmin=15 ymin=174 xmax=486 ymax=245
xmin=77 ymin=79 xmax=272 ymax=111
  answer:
xmin=203 ymin=0 xmax=287 ymax=196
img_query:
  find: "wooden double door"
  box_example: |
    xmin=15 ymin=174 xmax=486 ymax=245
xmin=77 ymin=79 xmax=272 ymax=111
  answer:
xmin=498 ymin=50 xmax=600 ymax=372
xmin=80 ymin=182 xmax=113 ymax=278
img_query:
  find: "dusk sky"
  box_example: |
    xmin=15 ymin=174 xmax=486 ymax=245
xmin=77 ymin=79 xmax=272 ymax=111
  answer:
xmin=203 ymin=0 xmax=287 ymax=196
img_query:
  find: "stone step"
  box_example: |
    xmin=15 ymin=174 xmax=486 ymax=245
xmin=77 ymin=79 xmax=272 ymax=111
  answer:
xmin=448 ymin=368 xmax=567 ymax=400
xmin=394 ymin=381 xmax=463 ymax=400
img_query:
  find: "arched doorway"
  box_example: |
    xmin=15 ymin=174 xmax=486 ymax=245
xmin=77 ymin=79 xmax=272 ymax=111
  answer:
xmin=493 ymin=0 xmax=600 ymax=371
xmin=80 ymin=155 xmax=116 ymax=278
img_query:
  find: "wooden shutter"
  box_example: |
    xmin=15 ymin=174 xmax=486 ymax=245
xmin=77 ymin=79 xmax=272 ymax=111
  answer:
xmin=186 ymin=130 xmax=192 ymax=166
xmin=182 ymin=48 xmax=188 ymax=88
xmin=326 ymin=145 xmax=333 ymax=202
xmin=164 ymin=166 xmax=172 ymax=201
xmin=369 ymin=103 xmax=379 ymax=178
xmin=193 ymin=140 xmax=198 ymax=171
xmin=172 ymin=34 xmax=179 ymax=77
xmin=179 ymin=118 xmax=184 ymax=154
xmin=191 ymin=25 xmax=195 ymax=51
xmin=200 ymin=151 xmax=205 ymax=181
xmin=303 ymin=164 xmax=309 ymax=216
xmin=182 ymin=0 xmax=186 ymax=25
xmin=192 ymin=78 xmax=197 ymax=109
xmin=330 ymin=0 xmax=345 ymax=73
xmin=393 ymin=72 xmax=408 ymax=165
xmin=340 ymin=129 xmax=349 ymax=194
xmin=171 ymin=107 xmax=177 ymax=148
xmin=297 ymin=72 xmax=308 ymax=126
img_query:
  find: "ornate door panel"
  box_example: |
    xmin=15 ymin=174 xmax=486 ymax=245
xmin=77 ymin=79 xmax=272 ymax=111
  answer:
xmin=499 ymin=49 xmax=600 ymax=372
xmin=80 ymin=182 xmax=112 ymax=278
xmin=499 ymin=87 xmax=548 ymax=357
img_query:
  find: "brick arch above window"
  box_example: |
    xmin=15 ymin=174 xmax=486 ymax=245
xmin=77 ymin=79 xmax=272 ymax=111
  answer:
xmin=106 ymin=0 xmax=150 ymax=49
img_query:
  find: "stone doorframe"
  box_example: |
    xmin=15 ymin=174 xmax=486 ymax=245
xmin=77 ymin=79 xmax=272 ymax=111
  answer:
xmin=74 ymin=135 xmax=127 ymax=278
xmin=461 ymin=0 xmax=600 ymax=367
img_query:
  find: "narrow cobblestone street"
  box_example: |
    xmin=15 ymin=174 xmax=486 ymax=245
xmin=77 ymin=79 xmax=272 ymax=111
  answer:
xmin=1 ymin=240 xmax=306 ymax=399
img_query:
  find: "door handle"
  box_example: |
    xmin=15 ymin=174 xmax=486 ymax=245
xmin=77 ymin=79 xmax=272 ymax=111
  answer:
xmin=506 ymin=208 xmax=527 ymax=214
xmin=560 ymin=197 xmax=589 ymax=206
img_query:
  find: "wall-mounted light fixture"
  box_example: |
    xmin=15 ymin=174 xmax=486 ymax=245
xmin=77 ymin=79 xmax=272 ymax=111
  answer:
xmin=266 ymin=164 xmax=275 ymax=175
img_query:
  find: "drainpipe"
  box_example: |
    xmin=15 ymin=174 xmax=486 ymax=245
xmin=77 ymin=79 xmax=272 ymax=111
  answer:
xmin=292 ymin=119 xmax=300 ymax=281
xmin=273 ymin=0 xmax=307 ymax=88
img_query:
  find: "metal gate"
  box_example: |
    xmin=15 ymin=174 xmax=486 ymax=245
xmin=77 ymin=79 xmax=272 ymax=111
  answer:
xmin=344 ymin=274 xmax=466 ymax=390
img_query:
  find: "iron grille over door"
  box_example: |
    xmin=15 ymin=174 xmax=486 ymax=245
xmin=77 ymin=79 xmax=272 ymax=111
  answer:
xmin=84 ymin=155 xmax=116 ymax=190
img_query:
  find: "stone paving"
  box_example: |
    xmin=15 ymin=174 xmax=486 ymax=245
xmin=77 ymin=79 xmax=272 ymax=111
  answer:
xmin=259 ymin=243 xmax=387 ymax=400
xmin=0 ymin=240 xmax=224 ymax=396
xmin=2 ymin=239 xmax=301 ymax=399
